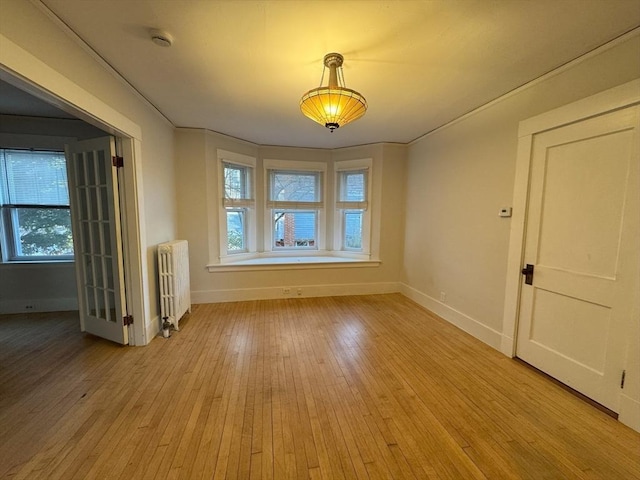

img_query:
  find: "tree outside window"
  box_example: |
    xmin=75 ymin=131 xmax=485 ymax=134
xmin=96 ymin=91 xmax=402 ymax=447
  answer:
xmin=222 ymin=162 xmax=253 ymax=253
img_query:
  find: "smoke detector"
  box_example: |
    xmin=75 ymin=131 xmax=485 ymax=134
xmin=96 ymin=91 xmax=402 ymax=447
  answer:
xmin=150 ymin=29 xmax=173 ymax=47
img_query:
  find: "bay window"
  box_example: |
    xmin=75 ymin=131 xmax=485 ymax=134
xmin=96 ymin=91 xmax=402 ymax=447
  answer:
xmin=213 ymin=153 xmax=376 ymax=268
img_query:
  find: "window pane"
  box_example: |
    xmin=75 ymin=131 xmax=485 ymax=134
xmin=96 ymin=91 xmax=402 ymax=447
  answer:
xmin=273 ymin=210 xmax=316 ymax=248
xmin=97 ymin=150 xmax=108 ymax=185
xmin=94 ymin=254 xmax=104 ymax=287
xmin=344 ymin=211 xmax=363 ymax=250
xmin=271 ymin=172 xmax=319 ymax=202
xmin=14 ymin=207 xmax=74 ymax=256
xmin=86 ymin=284 xmax=97 ymax=317
xmin=341 ymin=171 xmax=365 ymax=202
xmin=224 ymin=165 xmax=246 ymax=200
xmin=84 ymin=254 xmax=94 ymax=286
xmin=107 ymin=291 xmax=116 ymax=323
xmin=86 ymin=151 xmax=96 ymax=186
xmin=226 ymin=209 xmax=245 ymax=251
xmin=3 ymin=150 xmax=69 ymax=205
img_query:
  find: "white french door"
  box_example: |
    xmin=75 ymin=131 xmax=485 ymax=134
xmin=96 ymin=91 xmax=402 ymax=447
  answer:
xmin=516 ymin=105 xmax=639 ymax=412
xmin=66 ymin=137 xmax=129 ymax=345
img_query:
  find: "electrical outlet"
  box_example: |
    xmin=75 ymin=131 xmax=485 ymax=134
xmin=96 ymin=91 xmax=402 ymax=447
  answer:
xmin=25 ymin=305 xmax=34 ymax=310
xmin=283 ymin=288 xmax=291 ymax=295
xmin=297 ymin=288 xmax=303 ymax=296
xmin=499 ymin=207 xmax=512 ymax=217
xmin=439 ymin=292 xmax=446 ymax=303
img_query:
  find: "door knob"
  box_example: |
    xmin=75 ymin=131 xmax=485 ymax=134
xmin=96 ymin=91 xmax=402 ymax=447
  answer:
xmin=521 ymin=264 xmax=534 ymax=285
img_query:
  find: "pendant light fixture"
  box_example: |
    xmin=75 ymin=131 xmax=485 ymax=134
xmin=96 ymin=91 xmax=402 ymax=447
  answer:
xmin=300 ymin=53 xmax=367 ymax=132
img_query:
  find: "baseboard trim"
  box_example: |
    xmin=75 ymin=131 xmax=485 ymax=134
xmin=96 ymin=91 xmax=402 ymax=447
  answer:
xmin=192 ymin=282 xmax=401 ymax=304
xmin=0 ymin=297 xmax=78 ymax=314
xmin=400 ymin=283 xmax=502 ymax=351
xmin=501 ymin=335 xmax=515 ymax=357
xmin=143 ymin=315 xmax=162 ymax=345
xmin=619 ymin=394 xmax=640 ymax=433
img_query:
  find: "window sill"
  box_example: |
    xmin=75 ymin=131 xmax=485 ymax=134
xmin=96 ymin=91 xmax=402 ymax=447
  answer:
xmin=0 ymin=260 xmax=74 ymax=266
xmin=207 ymin=254 xmax=380 ymax=272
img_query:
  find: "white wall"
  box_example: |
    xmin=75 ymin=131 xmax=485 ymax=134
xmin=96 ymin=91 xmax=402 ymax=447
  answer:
xmin=0 ymin=0 xmax=178 ymax=328
xmin=402 ymin=34 xmax=640 ymax=348
xmin=175 ymin=129 xmax=407 ymax=302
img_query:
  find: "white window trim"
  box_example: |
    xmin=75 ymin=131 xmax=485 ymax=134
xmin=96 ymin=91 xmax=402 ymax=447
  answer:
xmin=208 ymin=155 xmax=380 ymax=271
xmin=263 ymin=159 xmax=327 ymax=253
xmin=207 ymin=255 xmax=381 ymax=272
xmin=217 ymin=150 xmax=256 ymax=262
xmin=334 ymin=158 xmax=372 ymax=259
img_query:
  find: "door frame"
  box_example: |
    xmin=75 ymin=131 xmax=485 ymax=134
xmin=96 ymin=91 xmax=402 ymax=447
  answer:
xmin=501 ymin=78 xmax=640 ymax=428
xmin=0 ymin=33 xmax=150 ymax=346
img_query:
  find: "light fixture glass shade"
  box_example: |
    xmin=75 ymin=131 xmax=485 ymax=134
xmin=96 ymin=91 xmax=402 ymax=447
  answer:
xmin=300 ymin=53 xmax=367 ymax=132
xmin=300 ymin=87 xmax=367 ymax=132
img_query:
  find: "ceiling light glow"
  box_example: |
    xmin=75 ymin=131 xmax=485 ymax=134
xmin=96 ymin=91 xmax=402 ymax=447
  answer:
xmin=300 ymin=53 xmax=367 ymax=132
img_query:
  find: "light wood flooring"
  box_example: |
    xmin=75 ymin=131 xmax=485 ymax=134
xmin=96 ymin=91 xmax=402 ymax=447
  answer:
xmin=1 ymin=294 xmax=639 ymax=479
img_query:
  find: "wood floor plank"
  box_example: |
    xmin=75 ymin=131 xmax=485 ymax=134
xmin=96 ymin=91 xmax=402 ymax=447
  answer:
xmin=2 ymin=294 xmax=639 ymax=479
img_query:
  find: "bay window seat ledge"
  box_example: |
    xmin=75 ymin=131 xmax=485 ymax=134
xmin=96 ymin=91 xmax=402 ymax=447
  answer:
xmin=207 ymin=253 xmax=381 ymax=272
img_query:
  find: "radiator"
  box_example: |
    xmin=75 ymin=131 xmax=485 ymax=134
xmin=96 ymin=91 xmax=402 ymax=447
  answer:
xmin=157 ymin=240 xmax=191 ymax=331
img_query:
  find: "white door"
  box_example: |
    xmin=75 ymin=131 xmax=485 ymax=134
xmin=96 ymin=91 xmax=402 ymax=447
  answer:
xmin=516 ymin=105 xmax=639 ymax=412
xmin=66 ymin=137 xmax=129 ymax=345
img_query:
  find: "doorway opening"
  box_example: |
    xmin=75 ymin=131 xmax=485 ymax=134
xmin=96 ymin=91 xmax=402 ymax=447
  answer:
xmin=0 ymin=68 xmax=148 ymax=346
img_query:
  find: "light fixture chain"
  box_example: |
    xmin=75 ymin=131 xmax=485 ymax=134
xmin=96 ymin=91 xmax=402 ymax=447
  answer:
xmin=319 ymin=64 xmax=327 ymax=88
xmin=338 ymin=65 xmax=346 ymax=88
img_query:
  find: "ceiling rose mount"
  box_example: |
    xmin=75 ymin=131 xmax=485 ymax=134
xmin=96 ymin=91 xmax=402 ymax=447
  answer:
xmin=300 ymin=52 xmax=367 ymax=132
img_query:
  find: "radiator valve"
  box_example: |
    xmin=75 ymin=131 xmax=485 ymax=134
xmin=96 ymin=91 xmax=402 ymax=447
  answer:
xmin=162 ymin=318 xmax=172 ymax=338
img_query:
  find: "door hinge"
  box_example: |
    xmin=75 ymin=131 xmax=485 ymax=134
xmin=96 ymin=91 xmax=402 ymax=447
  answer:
xmin=123 ymin=315 xmax=133 ymax=326
xmin=112 ymin=155 xmax=124 ymax=168
xmin=621 ymin=370 xmax=626 ymax=389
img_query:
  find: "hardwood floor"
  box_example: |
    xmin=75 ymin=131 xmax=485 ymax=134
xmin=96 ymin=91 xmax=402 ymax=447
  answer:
xmin=1 ymin=294 xmax=639 ymax=479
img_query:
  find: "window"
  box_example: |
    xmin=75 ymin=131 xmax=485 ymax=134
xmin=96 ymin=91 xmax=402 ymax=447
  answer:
xmin=273 ymin=210 xmax=316 ymax=248
xmin=344 ymin=211 xmax=363 ymax=249
xmin=0 ymin=149 xmax=73 ymax=261
xmin=335 ymin=160 xmax=371 ymax=255
xmin=222 ymin=161 xmax=254 ymax=254
xmin=267 ymin=169 xmax=323 ymax=250
xmin=212 ymin=154 xmax=377 ymax=269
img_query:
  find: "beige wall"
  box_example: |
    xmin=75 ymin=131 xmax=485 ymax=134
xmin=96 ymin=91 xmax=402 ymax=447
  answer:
xmin=175 ymin=129 xmax=407 ymax=301
xmin=0 ymin=0 xmax=178 ymax=324
xmin=402 ymin=35 xmax=640 ymax=347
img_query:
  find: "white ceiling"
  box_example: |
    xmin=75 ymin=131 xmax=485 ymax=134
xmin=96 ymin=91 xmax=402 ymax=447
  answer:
xmin=31 ymin=0 xmax=640 ymax=148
